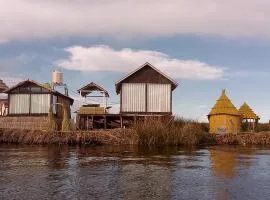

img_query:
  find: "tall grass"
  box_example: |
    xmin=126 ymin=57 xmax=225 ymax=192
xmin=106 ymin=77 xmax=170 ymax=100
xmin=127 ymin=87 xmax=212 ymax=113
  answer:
xmin=0 ymin=129 xmax=137 ymax=145
xmin=0 ymin=118 xmax=214 ymax=146
xmin=133 ymin=117 xmax=214 ymax=146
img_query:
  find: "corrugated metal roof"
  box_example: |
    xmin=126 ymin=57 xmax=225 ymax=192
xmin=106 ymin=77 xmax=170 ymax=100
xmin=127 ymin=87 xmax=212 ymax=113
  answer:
xmin=209 ymin=90 xmax=240 ymax=116
xmin=115 ymin=62 xmax=178 ymax=94
xmin=5 ymin=79 xmax=74 ymax=105
xmin=239 ymin=103 xmax=259 ymax=119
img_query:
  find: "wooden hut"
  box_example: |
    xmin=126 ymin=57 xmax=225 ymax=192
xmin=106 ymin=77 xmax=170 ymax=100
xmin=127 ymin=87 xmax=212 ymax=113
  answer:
xmin=115 ymin=62 xmax=178 ymax=115
xmin=239 ymin=102 xmax=259 ymax=132
xmin=0 ymin=80 xmax=74 ymax=130
xmin=208 ymin=90 xmax=241 ymax=135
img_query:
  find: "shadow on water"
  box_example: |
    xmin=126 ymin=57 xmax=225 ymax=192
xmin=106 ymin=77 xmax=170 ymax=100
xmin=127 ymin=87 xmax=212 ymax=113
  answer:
xmin=1 ymin=144 xmax=270 ymax=200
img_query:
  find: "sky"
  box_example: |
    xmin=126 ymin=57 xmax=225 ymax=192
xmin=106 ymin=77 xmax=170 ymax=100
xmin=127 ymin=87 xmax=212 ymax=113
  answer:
xmin=1 ymin=0 xmax=270 ymax=122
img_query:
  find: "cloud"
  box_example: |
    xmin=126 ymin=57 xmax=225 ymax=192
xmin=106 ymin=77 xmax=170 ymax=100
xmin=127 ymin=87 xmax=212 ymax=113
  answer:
xmin=56 ymin=45 xmax=225 ymax=80
xmin=1 ymin=0 xmax=270 ymax=42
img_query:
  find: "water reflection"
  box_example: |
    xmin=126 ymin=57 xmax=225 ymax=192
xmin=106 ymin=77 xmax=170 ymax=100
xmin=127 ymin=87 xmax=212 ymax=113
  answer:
xmin=1 ymin=144 xmax=270 ymax=200
xmin=209 ymin=146 xmax=255 ymax=179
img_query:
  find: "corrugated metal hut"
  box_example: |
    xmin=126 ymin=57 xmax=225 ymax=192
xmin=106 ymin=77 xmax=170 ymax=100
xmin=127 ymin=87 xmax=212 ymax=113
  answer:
xmin=208 ymin=90 xmax=241 ymax=135
xmin=0 ymin=80 xmax=74 ymax=130
xmin=239 ymin=102 xmax=259 ymax=132
xmin=115 ymin=62 xmax=178 ymax=115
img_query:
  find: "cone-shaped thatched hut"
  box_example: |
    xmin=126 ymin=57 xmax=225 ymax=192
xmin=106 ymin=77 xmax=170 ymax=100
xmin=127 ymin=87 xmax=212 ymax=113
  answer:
xmin=239 ymin=103 xmax=259 ymax=120
xmin=239 ymin=102 xmax=259 ymax=132
xmin=208 ymin=90 xmax=241 ymax=135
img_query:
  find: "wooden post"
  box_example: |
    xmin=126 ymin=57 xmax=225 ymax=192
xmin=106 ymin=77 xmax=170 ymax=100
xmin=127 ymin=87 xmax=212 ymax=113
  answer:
xmin=120 ymin=116 xmax=123 ymax=128
xmin=104 ymin=115 xmax=107 ymax=129
xmin=91 ymin=115 xmax=94 ymax=130
xmin=87 ymin=115 xmax=89 ymax=130
xmin=134 ymin=115 xmax=137 ymax=125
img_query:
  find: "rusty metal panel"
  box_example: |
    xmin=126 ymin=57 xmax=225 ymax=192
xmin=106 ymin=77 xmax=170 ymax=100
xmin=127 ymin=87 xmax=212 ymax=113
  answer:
xmin=122 ymin=83 xmax=146 ymax=112
xmin=147 ymin=84 xmax=171 ymax=112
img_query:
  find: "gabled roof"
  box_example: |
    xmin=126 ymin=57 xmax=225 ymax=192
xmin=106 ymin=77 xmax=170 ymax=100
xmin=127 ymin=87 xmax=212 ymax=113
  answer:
xmin=0 ymin=79 xmax=8 ymax=92
xmin=78 ymin=82 xmax=109 ymax=97
xmin=239 ymin=102 xmax=259 ymax=120
xmin=115 ymin=62 xmax=178 ymax=94
xmin=209 ymin=90 xmax=240 ymax=116
xmin=5 ymin=79 xmax=74 ymax=105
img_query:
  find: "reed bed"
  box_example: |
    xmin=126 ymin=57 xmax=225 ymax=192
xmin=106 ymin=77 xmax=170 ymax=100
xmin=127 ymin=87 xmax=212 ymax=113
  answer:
xmin=216 ymin=132 xmax=270 ymax=145
xmin=0 ymin=128 xmax=138 ymax=145
xmin=133 ymin=118 xmax=214 ymax=146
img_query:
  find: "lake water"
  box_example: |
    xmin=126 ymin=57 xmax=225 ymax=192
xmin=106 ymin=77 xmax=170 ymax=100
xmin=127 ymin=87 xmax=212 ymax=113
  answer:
xmin=1 ymin=144 xmax=270 ymax=200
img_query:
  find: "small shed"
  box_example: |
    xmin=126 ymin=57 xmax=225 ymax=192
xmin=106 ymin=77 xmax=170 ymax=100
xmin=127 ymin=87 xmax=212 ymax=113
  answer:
xmin=77 ymin=82 xmax=110 ymax=130
xmin=239 ymin=102 xmax=259 ymax=132
xmin=0 ymin=80 xmax=74 ymax=130
xmin=208 ymin=90 xmax=241 ymax=135
xmin=115 ymin=62 xmax=178 ymax=115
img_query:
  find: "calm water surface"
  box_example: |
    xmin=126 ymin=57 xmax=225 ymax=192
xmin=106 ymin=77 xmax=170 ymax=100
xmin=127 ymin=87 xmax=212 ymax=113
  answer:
xmin=1 ymin=144 xmax=270 ymax=200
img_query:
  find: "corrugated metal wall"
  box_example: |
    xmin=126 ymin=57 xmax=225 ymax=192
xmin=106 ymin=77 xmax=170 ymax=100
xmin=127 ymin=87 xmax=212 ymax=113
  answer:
xmin=121 ymin=83 xmax=171 ymax=113
xmin=9 ymin=94 xmax=51 ymax=114
xmin=122 ymin=83 xmax=146 ymax=112
xmin=9 ymin=94 xmax=30 ymax=114
xmin=147 ymin=84 xmax=171 ymax=112
xmin=31 ymin=94 xmax=50 ymax=114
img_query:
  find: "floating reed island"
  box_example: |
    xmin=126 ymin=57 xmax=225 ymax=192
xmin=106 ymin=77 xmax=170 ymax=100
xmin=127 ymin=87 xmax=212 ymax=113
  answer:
xmin=0 ymin=118 xmax=214 ymax=146
xmin=1 ymin=118 xmax=270 ymax=146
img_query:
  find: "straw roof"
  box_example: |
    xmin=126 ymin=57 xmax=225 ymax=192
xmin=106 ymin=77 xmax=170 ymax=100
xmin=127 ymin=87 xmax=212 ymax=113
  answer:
xmin=0 ymin=79 xmax=8 ymax=92
xmin=239 ymin=103 xmax=258 ymax=120
xmin=78 ymin=82 xmax=109 ymax=97
xmin=209 ymin=90 xmax=240 ymax=116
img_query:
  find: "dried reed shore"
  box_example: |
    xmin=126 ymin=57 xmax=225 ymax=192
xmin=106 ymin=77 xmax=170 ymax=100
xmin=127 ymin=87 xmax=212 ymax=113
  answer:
xmin=0 ymin=129 xmax=138 ymax=145
xmin=0 ymin=118 xmax=213 ymax=146
xmin=216 ymin=132 xmax=270 ymax=145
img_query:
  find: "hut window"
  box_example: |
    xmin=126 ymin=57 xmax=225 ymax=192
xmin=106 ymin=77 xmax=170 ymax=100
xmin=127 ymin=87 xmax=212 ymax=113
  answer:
xmin=31 ymin=86 xmax=41 ymax=92
xmin=19 ymin=86 xmax=31 ymax=93
xmin=30 ymin=94 xmax=50 ymax=114
xmin=9 ymin=94 xmax=30 ymax=114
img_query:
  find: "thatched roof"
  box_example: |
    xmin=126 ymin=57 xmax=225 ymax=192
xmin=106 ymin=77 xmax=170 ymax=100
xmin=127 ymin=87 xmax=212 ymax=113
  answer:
xmin=0 ymin=79 xmax=8 ymax=92
xmin=209 ymin=90 xmax=240 ymax=116
xmin=78 ymin=82 xmax=109 ymax=97
xmin=239 ymin=103 xmax=259 ymax=120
